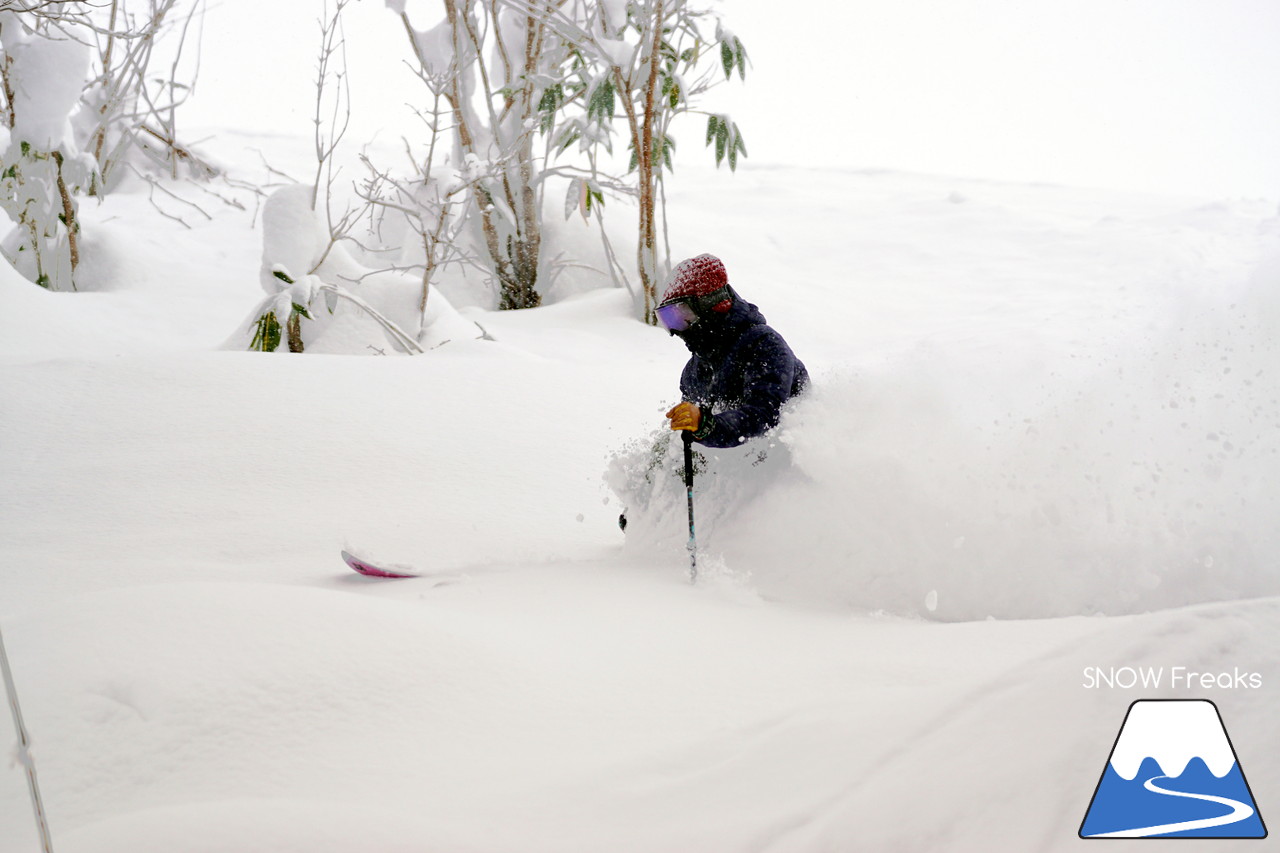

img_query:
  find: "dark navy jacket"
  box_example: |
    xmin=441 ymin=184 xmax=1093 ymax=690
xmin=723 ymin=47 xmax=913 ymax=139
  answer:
xmin=677 ymin=289 xmax=809 ymax=448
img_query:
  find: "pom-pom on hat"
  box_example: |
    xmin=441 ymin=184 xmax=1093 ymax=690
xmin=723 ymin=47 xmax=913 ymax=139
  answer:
xmin=659 ymin=254 xmax=732 ymax=314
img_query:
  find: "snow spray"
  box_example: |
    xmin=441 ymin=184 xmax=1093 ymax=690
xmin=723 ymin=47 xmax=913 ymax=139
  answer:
xmin=720 ymin=250 xmax=1280 ymax=620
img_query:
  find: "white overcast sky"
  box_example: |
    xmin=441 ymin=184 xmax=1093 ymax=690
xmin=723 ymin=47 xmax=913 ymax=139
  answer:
xmin=187 ymin=0 xmax=1280 ymax=200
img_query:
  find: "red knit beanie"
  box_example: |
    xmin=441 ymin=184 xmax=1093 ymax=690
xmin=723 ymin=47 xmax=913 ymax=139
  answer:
xmin=660 ymin=254 xmax=732 ymax=314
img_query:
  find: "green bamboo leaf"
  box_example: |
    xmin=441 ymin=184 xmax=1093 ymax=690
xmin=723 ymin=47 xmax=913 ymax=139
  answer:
xmin=537 ymin=83 xmax=563 ymax=134
xmin=251 ymin=312 xmax=282 ymax=352
xmin=706 ymin=115 xmax=719 ymax=146
xmin=720 ymin=41 xmax=734 ymax=79
xmin=556 ymin=128 xmax=581 ymax=154
xmin=735 ymin=39 xmax=748 ymax=81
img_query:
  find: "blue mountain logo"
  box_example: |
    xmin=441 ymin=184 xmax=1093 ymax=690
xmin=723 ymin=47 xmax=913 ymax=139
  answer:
xmin=1080 ymin=699 xmax=1266 ymax=838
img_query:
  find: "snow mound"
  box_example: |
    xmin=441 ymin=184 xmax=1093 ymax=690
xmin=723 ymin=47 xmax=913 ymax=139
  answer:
xmin=231 ymin=184 xmax=484 ymax=354
xmin=0 ymin=261 xmax=135 ymax=362
xmin=615 ymin=252 xmax=1280 ymax=620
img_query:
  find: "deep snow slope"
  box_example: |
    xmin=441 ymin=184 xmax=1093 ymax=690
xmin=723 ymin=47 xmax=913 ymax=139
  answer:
xmin=2 ymin=149 xmax=1278 ymax=851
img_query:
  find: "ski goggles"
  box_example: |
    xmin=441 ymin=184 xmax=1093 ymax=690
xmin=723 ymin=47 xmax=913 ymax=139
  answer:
xmin=657 ymin=286 xmax=731 ymax=333
xmin=656 ymin=299 xmax=700 ymax=332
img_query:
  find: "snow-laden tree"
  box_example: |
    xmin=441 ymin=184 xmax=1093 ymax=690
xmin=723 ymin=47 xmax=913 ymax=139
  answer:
xmin=0 ymin=8 xmax=93 ymax=290
xmin=391 ymin=0 xmax=577 ymax=310
xmin=385 ymin=0 xmax=749 ymax=323
xmin=0 ymin=1 xmax=207 ymax=291
xmin=81 ymin=0 xmax=210 ymax=190
xmin=524 ymin=0 xmax=749 ymax=323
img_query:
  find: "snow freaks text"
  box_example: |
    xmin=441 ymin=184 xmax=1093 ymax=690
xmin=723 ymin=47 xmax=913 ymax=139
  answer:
xmin=1082 ymin=667 xmax=1263 ymax=690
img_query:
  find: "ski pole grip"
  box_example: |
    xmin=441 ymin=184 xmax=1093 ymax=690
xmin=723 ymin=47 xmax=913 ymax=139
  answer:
xmin=681 ymin=430 xmax=694 ymax=483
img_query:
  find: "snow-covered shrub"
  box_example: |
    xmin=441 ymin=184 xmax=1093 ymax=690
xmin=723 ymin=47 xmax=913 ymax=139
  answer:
xmin=0 ymin=12 xmax=94 ymax=290
xmin=239 ymin=183 xmax=482 ymax=355
xmin=0 ymin=2 xmax=207 ymax=292
xmin=232 ymin=4 xmax=482 ymax=355
xmin=78 ymin=0 xmax=209 ymax=189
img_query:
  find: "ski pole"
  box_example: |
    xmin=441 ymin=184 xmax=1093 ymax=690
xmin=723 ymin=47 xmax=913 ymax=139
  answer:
xmin=1 ymin=623 xmax=55 ymax=853
xmin=682 ymin=430 xmax=697 ymax=583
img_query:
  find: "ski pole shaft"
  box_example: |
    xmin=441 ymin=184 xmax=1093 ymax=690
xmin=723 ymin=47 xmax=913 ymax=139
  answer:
xmin=682 ymin=431 xmax=697 ymax=583
xmin=1 ymin=624 xmax=55 ymax=853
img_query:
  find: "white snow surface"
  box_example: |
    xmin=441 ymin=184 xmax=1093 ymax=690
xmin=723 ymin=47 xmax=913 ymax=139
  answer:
xmin=2 ymin=138 xmax=1279 ymax=851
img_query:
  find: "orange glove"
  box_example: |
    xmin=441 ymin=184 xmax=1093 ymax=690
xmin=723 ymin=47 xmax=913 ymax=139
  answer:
xmin=666 ymin=401 xmax=702 ymax=432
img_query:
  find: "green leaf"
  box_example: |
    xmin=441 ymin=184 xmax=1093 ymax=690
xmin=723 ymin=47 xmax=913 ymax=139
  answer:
xmin=537 ymin=84 xmax=563 ymax=134
xmin=735 ymin=39 xmax=749 ymax=81
xmin=582 ymin=181 xmax=607 ymax=217
xmin=272 ymin=269 xmax=295 ymax=285
xmin=587 ymin=78 xmax=615 ymax=124
xmin=706 ymin=115 xmax=719 ymax=146
xmin=557 ymin=130 xmax=581 ymax=155
xmin=720 ymin=41 xmax=734 ymax=79
xmin=292 ymin=303 xmax=313 ymax=320
xmin=251 ymin=312 xmax=282 ymax=352
xmin=20 ymin=141 xmax=30 ymax=158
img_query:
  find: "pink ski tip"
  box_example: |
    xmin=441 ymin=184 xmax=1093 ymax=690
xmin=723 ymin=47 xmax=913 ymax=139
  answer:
xmin=341 ymin=550 xmax=421 ymax=579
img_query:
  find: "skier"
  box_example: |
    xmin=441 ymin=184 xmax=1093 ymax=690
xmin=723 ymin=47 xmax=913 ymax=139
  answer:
xmin=657 ymin=253 xmax=809 ymax=446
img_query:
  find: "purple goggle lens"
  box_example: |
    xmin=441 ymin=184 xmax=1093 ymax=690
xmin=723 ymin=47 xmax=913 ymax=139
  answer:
xmin=657 ymin=300 xmax=699 ymax=332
